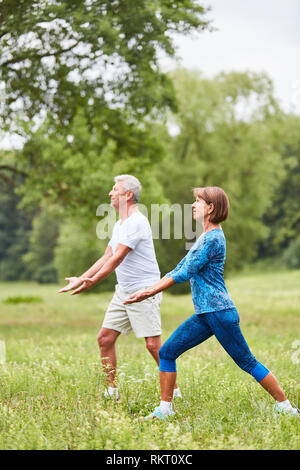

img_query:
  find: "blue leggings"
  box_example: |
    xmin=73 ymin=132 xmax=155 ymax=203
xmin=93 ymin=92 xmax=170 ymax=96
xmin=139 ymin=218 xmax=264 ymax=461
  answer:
xmin=159 ymin=308 xmax=269 ymax=382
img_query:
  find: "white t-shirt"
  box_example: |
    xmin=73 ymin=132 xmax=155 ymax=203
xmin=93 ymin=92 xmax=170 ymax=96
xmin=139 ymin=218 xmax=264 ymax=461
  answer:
xmin=108 ymin=211 xmax=160 ymax=292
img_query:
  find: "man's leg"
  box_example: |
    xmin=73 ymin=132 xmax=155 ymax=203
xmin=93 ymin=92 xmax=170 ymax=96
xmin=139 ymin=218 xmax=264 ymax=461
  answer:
xmin=100 ymin=285 xmax=132 ymax=391
xmin=97 ymin=327 xmax=121 ymax=387
xmin=145 ymin=335 xmax=161 ymax=365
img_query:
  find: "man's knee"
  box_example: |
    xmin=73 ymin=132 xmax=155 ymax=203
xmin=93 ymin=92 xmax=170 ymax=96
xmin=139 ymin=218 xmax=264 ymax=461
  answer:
xmin=97 ymin=330 xmax=115 ymax=350
xmin=146 ymin=337 xmax=160 ymax=355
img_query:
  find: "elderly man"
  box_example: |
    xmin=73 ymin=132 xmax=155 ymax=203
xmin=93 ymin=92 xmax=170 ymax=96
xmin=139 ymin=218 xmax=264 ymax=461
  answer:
xmin=59 ymin=174 xmax=181 ymax=400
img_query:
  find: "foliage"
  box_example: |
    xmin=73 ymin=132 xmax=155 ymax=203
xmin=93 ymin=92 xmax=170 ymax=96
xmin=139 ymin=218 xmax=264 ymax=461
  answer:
xmin=155 ymin=69 xmax=286 ymax=272
xmin=3 ymin=295 xmax=43 ymax=304
xmin=258 ymin=114 xmax=300 ymax=257
xmin=0 ymin=0 xmax=210 ymax=238
xmin=54 ymin=219 xmax=116 ymax=291
xmin=15 ymin=110 xmax=167 ymax=218
xmin=0 ymin=175 xmax=33 ymax=281
xmin=23 ymin=207 xmax=60 ymax=283
xmin=1 ymin=68 xmax=299 ymax=281
xmin=1 ymin=0 xmax=298 ymax=281
xmin=282 ymin=237 xmax=300 ymax=269
xmin=0 ymin=0 xmax=210 ymax=133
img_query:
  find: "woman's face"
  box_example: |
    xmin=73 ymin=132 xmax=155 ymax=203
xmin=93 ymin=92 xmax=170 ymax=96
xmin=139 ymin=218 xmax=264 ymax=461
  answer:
xmin=192 ymin=196 xmax=213 ymax=221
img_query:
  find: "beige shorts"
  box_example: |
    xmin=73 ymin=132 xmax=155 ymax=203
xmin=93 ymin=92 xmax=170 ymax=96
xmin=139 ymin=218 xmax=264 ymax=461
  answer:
xmin=102 ymin=284 xmax=162 ymax=338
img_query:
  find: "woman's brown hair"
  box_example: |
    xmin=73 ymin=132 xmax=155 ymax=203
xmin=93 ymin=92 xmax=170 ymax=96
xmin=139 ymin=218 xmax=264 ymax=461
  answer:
xmin=193 ymin=186 xmax=230 ymax=224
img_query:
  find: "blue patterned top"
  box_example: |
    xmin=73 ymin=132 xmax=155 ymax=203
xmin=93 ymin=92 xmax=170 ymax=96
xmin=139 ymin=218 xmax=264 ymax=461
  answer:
xmin=166 ymin=228 xmax=235 ymax=314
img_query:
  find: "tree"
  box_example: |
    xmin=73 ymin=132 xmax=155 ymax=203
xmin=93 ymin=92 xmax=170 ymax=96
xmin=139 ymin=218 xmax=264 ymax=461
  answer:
xmin=0 ymin=0 xmax=210 ymax=133
xmin=23 ymin=206 xmax=60 ymax=283
xmin=257 ymin=114 xmax=300 ymax=257
xmin=1 ymin=1 xmax=211 ymax=214
xmin=54 ymin=218 xmax=115 ymax=291
xmin=15 ymin=109 xmax=167 ymax=218
xmin=0 ymin=182 xmax=33 ymax=281
xmin=155 ymin=69 xmax=286 ymax=274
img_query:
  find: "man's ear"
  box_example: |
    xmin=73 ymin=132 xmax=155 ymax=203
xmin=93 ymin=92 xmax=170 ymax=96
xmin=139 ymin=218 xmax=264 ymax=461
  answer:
xmin=127 ymin=190 xmax=134 ymax=202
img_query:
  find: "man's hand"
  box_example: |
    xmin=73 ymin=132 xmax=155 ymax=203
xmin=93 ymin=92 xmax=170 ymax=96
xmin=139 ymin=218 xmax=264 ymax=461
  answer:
xmin=58 ymin=277 xmax=83 ymax=293
xmin=70 ymin=277 xmax=94 ymax=295
xmin=123 ymin=288 xmax=155 ymax=304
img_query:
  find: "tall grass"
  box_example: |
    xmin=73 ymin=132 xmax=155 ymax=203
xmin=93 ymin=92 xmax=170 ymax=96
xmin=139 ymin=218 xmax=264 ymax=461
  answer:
xmin=0 ymin=272 xmax=299 ymax=450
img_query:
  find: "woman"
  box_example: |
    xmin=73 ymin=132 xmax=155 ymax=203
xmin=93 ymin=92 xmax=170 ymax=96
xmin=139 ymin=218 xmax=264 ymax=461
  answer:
xmin=124 ymin=186 xmax=298 ymax=419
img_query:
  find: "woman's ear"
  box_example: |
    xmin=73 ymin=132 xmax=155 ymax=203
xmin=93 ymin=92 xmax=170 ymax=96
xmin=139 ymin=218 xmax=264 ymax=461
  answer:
xmin=208 ymin=203 xmax=214 ymax=215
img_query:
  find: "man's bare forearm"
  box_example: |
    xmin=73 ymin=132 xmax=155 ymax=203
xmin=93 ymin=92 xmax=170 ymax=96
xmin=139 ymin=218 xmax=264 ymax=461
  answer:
xmin=89 ymin=252 xmax=126 ymax=284
xmin=79 ymin=246 xmax=113 ymax=280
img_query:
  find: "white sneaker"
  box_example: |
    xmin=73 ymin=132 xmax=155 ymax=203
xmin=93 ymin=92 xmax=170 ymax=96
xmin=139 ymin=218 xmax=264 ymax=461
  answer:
xmin=274 ymin=402 xmax=299 ymax=417
xmin=145 ymin=406 xmax=175 ymax=420
xmin=104 ymin=387 xmax=119 ymax=400
xmin=173 ymin=387 xmax=183 ymax=399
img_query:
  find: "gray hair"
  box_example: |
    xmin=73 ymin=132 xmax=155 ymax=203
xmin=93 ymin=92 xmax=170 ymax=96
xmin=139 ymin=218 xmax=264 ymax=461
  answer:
xmin=114 ymin=174 xmax=142 ymax=203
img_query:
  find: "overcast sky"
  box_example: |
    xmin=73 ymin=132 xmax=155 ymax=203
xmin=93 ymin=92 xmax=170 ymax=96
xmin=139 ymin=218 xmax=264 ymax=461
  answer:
xmin=162 ymin=0 xmax=300 ymax=114
xmin=1 ymin=0 xmax=299 ymax=149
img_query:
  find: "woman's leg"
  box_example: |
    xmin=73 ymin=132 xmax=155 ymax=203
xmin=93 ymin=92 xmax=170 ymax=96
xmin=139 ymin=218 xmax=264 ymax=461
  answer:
xmin=258 ymin=372 xmax=286 ymax=401
xmin=158 ymin=314 xmax=213 ymax=403
xmin=209 ymin=309 xmax=287 ymax=402
xmin=159 ymin=371 xmax=177 ymax=402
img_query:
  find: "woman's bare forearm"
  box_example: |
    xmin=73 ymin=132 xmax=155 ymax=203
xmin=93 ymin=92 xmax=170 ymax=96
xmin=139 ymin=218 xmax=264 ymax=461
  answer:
xmin=148 ymin=276 xmax=175 ymax=295
xmin=123 ymin=276 xmax=175 ymax=304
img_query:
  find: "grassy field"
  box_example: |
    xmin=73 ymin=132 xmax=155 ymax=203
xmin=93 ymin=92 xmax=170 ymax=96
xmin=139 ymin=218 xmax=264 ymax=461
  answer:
xmin=0 ymin=271 xmax=299 ymax=450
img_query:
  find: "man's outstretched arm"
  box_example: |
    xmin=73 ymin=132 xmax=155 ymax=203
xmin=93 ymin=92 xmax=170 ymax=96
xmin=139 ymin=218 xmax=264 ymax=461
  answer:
xmin=58 ymin=245 xmax=113 ymax=293
xmin=80 ymin=245 xmax=114 ymax=279
xmin=70 ymin=244 xmax=131 ymax=295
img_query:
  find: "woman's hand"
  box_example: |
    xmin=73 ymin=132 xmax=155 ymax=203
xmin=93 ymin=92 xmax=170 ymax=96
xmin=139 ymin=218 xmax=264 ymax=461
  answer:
xmin=123 ymin=288 xmax=155 ymax=304
xmin=70 ymin=277 xmax=94 ymax=295
xmin=58 ymin=277 xmax=83 ymax=293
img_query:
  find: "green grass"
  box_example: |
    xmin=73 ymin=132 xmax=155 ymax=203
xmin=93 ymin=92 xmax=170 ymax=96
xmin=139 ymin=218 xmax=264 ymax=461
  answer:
xmin=2 ymin=295 xmax=43 ymax=304
xmin=0 ymin=271 xmax=299 ymax=450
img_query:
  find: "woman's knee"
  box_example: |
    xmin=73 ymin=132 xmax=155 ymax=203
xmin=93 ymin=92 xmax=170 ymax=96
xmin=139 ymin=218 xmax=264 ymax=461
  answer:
xmin=234 ymin=356 xmax=269 ymax=382
xmin=159 ymin=344 xmax=177 ymax=373
xmin=159 ymin=342 xmax=175 ymax=361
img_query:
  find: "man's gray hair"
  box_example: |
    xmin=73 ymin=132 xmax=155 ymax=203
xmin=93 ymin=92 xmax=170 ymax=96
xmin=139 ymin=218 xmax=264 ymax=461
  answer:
xmin=114 ymin=174 xmax=142 ymax=203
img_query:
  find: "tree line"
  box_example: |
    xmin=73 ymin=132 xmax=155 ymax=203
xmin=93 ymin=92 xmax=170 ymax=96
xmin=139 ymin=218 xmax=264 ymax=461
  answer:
xmin=0 ymin=1 xmax=299 ymax=290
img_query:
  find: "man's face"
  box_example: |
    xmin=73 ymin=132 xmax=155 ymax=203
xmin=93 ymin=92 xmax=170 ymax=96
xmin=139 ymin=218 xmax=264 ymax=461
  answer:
xmin=109 ymin=181 xmax=128 ymax=210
